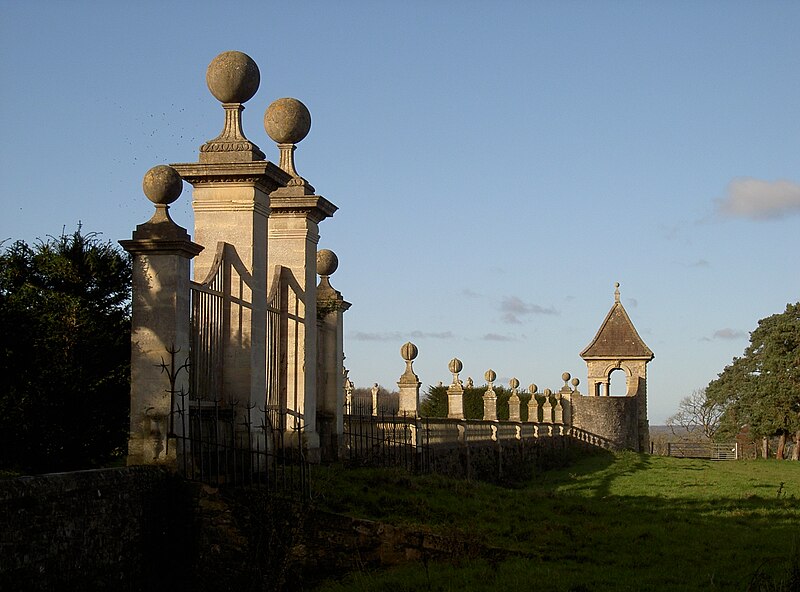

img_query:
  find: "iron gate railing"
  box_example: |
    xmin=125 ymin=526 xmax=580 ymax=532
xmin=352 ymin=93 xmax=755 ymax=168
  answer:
xmin=172 ymin=390 xmax=309 ymax=497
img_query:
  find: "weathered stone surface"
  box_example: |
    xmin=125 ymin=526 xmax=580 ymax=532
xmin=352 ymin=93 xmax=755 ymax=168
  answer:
xmin=316 ymin=248 xmax=339 ymax=277
xmin=572 ymin=394 xmax=639 ymax=450
xmin=316 ymin=250 xmax=350 ymax=459
xmin=265 ymin=97 xmax=311 ymax=144
xmin=205 ymin=50 xmax=260 ymax=104
xmin=576 ymin=283 xmax=654 ymax=451
xmin=142 ymin=164 xmax=182 ymax=204
xmin=121 ymin=168 xmax=201 ymax=466
xmin=397 ymin=342 xmax=421 ymax=417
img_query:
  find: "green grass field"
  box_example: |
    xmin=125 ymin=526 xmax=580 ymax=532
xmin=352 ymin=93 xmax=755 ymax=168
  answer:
xmin=310 ymin=452 xmax=800 ymax=591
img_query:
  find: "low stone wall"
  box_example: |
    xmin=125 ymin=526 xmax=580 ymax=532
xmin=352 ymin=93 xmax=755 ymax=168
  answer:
xmin=1 ymin=440 xmax=604 ymax=591
xmin=426 ymin=434 xmax=591 ymax=483
xmin=0 ymin=466 xmax=192 ymax=591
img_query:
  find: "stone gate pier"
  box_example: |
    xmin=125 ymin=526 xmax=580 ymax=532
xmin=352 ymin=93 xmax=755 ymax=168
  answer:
xmin=123 ymin=51 xmax=348 ymax=467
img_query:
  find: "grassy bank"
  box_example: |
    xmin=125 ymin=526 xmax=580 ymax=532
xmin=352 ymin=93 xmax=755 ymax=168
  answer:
xmin=310 ymin=452 xmax=800 ymax=591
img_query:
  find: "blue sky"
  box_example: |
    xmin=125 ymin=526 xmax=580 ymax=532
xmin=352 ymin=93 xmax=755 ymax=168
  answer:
xmin=2 ymin=1 xmax=799 ymax=423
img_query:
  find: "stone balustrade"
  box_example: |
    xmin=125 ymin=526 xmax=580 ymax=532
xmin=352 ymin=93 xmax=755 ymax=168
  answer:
xmin=342 ymin=346 xmax=624 ymax=454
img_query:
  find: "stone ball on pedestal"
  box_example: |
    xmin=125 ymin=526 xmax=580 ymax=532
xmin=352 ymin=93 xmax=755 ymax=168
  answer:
xmin=316 ymin=249 xmax=339 ymax=276
xmin=448 ymin=358 xmax=463 ymax=375
xmin=206 ymin=51 xmax=260 ymax=104
xmin=265 ymin=98 xmax=311 ymax=144
xmin=142 ymin=165 xmax=182 ymax=205
xmin=401 ymin=342 xmax=418 ymax=361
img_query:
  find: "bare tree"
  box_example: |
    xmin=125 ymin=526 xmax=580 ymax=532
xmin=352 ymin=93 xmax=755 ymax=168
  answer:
xmin=667 ymin=388 xmax=724 ymax=441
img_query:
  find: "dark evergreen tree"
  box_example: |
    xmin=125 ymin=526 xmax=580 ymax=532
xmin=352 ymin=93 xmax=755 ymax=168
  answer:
xmin=0 ymin=229 xmax=131 ymax=473
xmin=420 ymin=384 xmax=533 ymax=421
xmin=707 ymin=302 xmax=800 ymax=459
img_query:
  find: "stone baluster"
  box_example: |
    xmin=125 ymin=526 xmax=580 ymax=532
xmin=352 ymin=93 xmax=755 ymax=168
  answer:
xmin=397 ymin=342 xmax=421 ymax=418
xmin=508 ymin=377 xmax=521 ymax=422
xmin=447 ymin=358 xmax=464 ymax=419
xmin=483 ymin=369 xmax=498 ymax=421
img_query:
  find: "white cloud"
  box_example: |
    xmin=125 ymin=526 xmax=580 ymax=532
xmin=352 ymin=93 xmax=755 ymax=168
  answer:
xmin=716 ymin=177 xmax=800 ymax=220
xmin=409 ymin=330 xmax=454 ymax=339
xmin=483 ymin=333 xmax=516 ymax=342
xmin=500 ymin=296 xmax=558 ymax=324
xmin=349 ymin=331 xmax=403 ymax=342
xmin=349 ymin=330 xmax=454 ymax=342
xmin=711 ymin=328 xmax=746 ymax=340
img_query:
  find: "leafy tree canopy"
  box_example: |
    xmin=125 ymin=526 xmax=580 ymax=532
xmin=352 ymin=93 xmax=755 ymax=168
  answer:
xmin=0 ymin=228 xmax=131 ymax=473
xmin=706 ymin=302 xmax=800 ymax=449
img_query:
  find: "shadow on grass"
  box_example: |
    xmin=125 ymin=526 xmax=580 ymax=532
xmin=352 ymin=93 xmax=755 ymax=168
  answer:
xmin=309 ymin=454 xmax=800 ymax=592
xmin=590 ymin=450 xmax=652 ymax=499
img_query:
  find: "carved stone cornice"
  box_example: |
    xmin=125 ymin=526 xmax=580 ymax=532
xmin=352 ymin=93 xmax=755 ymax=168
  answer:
xmin=268 ymin=194 xmax=338 ymax=223
xmin=170 ymin=161 xmax=291 ymax=194
xmin=119 ymin=237 xmax=203 ymax=259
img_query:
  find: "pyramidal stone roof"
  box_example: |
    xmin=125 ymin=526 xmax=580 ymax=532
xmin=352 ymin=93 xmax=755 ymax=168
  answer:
xmin=581 ymin=283 xmax=654 ymax=360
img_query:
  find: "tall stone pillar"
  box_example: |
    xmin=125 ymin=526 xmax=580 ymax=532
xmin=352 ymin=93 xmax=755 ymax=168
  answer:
xmin=171 ymin=52 xmax=289 ymax=411
xmin=527 ymin=384 xmax=540 ymax=424
xmin=447 ymin=358 xmax=465 ymax=419
xmin=508 ymin=378 xmax=521 ymax=422
xmin=397 ymin=342 xmax=421 ymax=417
xmin=542 ymin=389 xmax=554 ymax=425
xmin=265 ymin=98 xmax=337 ymax=461
xmin=483 ymin=370 xmax=498 ymax=421
xmin=121 ymin=166 xmax=202 ymax=466
xmin=316 ymin=249 xmax=350 ymax=460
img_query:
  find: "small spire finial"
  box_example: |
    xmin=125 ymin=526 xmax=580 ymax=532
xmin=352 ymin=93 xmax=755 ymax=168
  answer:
xmin=614 ymin=282 xmax=620 ymax=303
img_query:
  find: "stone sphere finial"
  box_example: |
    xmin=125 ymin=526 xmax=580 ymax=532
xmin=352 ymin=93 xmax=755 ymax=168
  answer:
xmin=448 ymin=358 xmax=463 ymax=375
xmin=529 ymin=383 xmax=538 ymax=394
xmin=142 ymin=165 xmax=182 ymax=205
xmin=265 ymin=98 xmax=311 ymax=145
xmin=316 ymin=249 xmax=338 ymax=277
xmin=544 ymin=388 xmax=552 ymax=396
xmin=509 ymin=377 xmax=520 ymax=390
xmin=484 ymin=369 xmax=496 ymax=383
xmin=206 ymin=51 xmax=260 ymax=104
xmin=571 ymin=377 xmax=580 ymax=387
xmin=562 ymin=372 xmax=571 ymax=383
xmin=401 ymin=342 xmax=418 ymax=362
